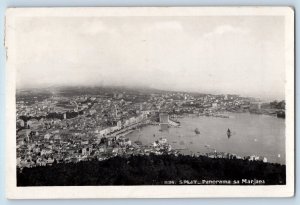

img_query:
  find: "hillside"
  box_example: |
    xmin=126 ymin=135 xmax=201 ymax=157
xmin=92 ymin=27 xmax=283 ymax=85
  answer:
xmin=17 ymin=154 xmax=285 ymax=186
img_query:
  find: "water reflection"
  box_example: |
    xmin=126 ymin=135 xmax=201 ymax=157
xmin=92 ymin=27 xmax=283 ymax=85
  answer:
xmin=159 ymin=124 xmax=169 ymax=132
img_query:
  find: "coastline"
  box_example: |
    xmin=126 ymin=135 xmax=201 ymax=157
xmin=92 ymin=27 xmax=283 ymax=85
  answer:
xmin=123 ymin=112 xmax=285 ymax=165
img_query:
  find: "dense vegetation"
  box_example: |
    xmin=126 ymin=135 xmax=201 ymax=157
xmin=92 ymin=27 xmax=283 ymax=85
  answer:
xmin=17 ymin=154 xmax=285 ymax=186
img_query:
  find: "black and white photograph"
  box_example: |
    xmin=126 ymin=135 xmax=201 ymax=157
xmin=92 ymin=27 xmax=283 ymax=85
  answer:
xmin=5 ymin=7 xmax=294 ymax=198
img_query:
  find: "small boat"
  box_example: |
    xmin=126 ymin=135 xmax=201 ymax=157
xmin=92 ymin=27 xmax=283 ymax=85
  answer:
xmin=227 ymin=128 xmax=231 ymax=139
xmin=195 ymin=128 xmax=200 ymax=135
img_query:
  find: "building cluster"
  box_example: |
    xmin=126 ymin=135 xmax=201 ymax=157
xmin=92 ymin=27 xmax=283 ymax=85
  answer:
xmin=205 ymin=151 xmax=268 ymax=163
xmin=16 ymin=90 xmax=273 ymax=168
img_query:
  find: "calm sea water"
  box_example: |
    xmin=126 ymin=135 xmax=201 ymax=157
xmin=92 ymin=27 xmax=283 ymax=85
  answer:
xmin=126 ymin=113 xmax=285 ymax=164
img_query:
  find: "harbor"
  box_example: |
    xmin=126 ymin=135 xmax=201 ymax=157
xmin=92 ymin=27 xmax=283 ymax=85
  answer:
xmin=125 ymin=112 xmax=285 ymax=164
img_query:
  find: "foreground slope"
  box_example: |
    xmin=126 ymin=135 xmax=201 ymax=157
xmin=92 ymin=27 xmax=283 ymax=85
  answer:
xmin=17 ymin=154 xmax=285 ymax=186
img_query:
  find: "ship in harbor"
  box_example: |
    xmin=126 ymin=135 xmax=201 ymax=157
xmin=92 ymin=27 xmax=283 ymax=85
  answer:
xmin=227 ymin=128 xmax=231 ymax=139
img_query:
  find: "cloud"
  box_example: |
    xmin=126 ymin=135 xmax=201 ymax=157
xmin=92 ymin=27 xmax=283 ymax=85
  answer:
xmin=203 ymin=24 xmax=249 ymax=38
xmin=15 ymin=17 xmax=285 ymax=100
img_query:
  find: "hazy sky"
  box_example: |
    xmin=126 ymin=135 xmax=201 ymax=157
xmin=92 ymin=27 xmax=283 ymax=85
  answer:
xmin=15 ymin=16 xmax=285 ymax=100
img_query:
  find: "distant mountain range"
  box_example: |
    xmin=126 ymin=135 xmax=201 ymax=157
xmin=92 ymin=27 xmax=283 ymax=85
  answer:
xmin=16 ymin=85 xmax=208 ymax=97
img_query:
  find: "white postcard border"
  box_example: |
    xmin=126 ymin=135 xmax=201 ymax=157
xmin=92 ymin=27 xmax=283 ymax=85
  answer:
xmin=5 ymin=7 xmax=294 ymax=199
